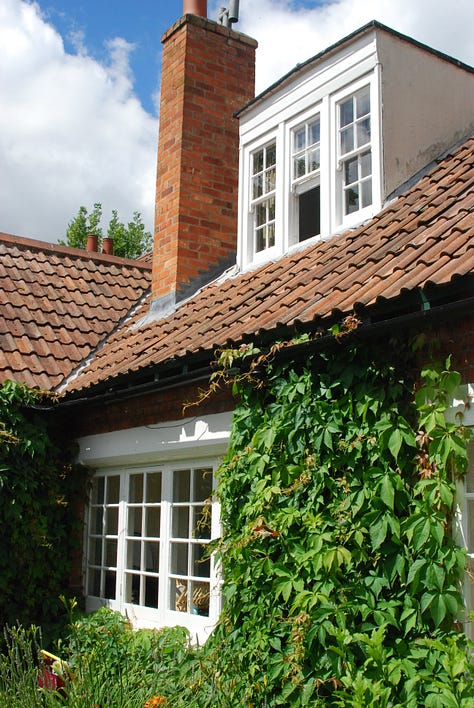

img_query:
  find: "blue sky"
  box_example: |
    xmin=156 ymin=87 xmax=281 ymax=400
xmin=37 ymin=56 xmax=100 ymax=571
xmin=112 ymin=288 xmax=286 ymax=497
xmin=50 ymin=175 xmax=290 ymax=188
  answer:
xmin=38 ymin=0 xmax=183 ymax=115
xmin=2 ymin=0 xmax=474 ymax=243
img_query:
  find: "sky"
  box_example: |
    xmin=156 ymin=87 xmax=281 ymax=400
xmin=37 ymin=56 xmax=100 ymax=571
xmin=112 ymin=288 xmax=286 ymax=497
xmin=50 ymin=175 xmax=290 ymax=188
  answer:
xmin=2 ymin=0 xmax=474 ymax=244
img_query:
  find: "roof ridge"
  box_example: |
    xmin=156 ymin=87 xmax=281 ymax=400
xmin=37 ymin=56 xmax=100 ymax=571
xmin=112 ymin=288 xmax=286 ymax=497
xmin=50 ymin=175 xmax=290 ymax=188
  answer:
xmin=0 ymin=232 xmax=152 ymax=270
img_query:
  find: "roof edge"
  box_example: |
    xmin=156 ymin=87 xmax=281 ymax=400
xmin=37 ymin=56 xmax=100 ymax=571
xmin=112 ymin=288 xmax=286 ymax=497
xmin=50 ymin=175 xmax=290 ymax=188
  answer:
xmin=235 ymin=20 xmax=474 ymax=118
xmin=0 ymin=231 xmax=153 ymax=270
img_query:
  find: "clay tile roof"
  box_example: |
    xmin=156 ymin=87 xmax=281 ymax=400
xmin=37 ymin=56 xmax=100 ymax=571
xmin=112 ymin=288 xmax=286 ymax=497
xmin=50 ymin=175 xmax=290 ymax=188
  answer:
xmin=0 ymin=234 xmax=151 ymax=388
xmin=62 ymin=133 xmax=474 ymax=396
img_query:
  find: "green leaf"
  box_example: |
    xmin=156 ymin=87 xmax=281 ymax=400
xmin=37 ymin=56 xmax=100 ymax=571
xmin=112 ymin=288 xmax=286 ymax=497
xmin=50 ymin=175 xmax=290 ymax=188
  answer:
xmin=380 ymin=474 xmax=395 ymax=510
xmin=388 ymin=428 xmax=403 ymax=461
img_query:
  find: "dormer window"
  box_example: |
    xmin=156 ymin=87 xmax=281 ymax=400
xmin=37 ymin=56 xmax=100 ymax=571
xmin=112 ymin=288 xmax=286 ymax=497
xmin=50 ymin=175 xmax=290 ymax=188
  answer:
xmin=238 ymin=45 xmax=381 ymax=271
xmin=338 ymin=87 xmax=372 ymax=216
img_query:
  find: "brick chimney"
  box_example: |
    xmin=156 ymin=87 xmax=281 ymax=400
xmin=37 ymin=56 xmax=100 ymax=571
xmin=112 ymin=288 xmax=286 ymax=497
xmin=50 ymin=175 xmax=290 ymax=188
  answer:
xmin=151 ymin=1 xmax=257 ymax=314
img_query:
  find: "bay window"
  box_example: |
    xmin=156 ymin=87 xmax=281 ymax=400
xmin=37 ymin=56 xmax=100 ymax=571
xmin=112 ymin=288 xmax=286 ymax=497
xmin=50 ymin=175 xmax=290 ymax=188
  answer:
xmin=85 ymin=462 xmax=220 ymax=635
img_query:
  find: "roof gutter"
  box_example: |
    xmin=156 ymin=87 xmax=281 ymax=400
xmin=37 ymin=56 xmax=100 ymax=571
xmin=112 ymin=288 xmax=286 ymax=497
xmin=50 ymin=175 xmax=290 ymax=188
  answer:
xmin=47 ymin=292 xmax=474 ymax=413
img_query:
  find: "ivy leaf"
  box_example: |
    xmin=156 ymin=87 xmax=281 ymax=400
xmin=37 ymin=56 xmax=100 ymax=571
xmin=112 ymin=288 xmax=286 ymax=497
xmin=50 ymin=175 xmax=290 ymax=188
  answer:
xmin=380 ymin=474 xmax=395 ymax=510
xmin=370 ymin=514 xmax=388 ymax=550
xmin=388 ymin=429 xmax=403 ymax=462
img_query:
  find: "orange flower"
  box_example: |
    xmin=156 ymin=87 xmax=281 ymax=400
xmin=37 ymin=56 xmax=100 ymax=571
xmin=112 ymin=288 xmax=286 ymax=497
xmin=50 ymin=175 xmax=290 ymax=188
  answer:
xmin=144 ymin=696 xmax=168 ymax=707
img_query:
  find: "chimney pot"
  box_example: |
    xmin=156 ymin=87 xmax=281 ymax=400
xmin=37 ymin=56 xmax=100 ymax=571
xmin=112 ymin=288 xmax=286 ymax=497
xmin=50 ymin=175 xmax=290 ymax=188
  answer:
xmin=183 ymin=0 xmax=207 ymax=17
xmin=86 ymin=233 xmax=98 ymax=253
xmin=102 ymin=237 xmax=114 ymax=256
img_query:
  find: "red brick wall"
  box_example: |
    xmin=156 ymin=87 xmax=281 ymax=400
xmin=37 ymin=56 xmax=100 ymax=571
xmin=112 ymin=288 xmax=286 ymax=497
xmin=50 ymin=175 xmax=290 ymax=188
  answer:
xmin=152 ymin=15 xmax=257 ymax=305
xmin=428 ymin=309 xmax=474 ymax=384
xmin=68 ymin=380 xmax=234 ymax=438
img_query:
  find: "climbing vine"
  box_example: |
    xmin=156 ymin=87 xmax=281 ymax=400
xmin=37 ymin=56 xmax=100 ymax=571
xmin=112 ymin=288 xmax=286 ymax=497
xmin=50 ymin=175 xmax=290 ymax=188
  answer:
xmin=0 ymin=381 xmax=88 ymax=639
xmin=173 ymin=339 xmax=473 ymax=706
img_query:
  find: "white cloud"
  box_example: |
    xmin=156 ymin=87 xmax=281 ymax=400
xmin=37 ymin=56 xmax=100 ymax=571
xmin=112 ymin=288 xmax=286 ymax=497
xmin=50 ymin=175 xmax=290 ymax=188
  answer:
xmin=234 ymin=0 xmax=474 ymax=94
xmin=2 ymin=0 xmax=474 ymax=244
xmin=0 ymin=0 xmax=157 ymax=243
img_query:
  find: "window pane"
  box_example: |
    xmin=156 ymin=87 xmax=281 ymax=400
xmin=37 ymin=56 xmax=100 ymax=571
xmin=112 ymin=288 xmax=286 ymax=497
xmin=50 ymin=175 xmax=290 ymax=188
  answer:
xmin=299 ymin=185 xmax=321 ymax=242
xmin=88 ymin=569 xmax=101 ymax=597
xmin=265 ymin=167 xmax=276 ymax=192
xmin=294 ymin=127 xmax=305 ymax=151
xmin=125 ymin=573 xmax=140 ymax=604
xmin=345 ymin=157 xmax=358 ymax=186
xmin=146 ymin=473 xmax=162 ymax=503
xmin=106 ymin=507 xmax=118 ymax=535
xmin=253 ymin=149 xmax=263 ymax=174
xmin=145 ymin=507 xmax=160 ymax=537
xmin=194 ymin=468 xmax=212 ymax=502
xmin=309 ymin=147 xmax=320 ymax=172
xmin=104 ymin=571 xmax=116 ymax=600
xmin=91 ymin=477 xmax=104 ymax=505
xmin=190 ymin=581 xmax=210 ymax=617
xmin=171 ymin=543 xmax=188 ymax=575
xmin=91 ymin=507 xmax=103 ymax=535
xmin=127 ymin=540 xmax=141 ymax=570
xmin=171 ymin=579 xmax=189 ymax=612
xmin=128 ymin=507 xmax=142 ymax=536
xmin=252 ymin=174 xmax=263 ymax=199
xmin=174 ymin=470 xmax=190 ymax=502
xmin=145 ymin=576 xmax=159 ymax=608
xmin=256 ymin=202 xmax=266 ymax=227
xmin=266 ymin=142 xmax=276 ymax=166
xmin=466 ymin=441 xmax=474 ymax=493
xmin=360 ymin=151 xmax=372 ymax=178
xmin=129 ymin=474 xmax=143 ymax=503
xmin=268 ymin=196 xmax=276 ymax=221
xmin=144 ymin=541 xmax=159 ymax=572
xmin=294 ymin=156 xmax=305 ymax=179
xmin=345 ymin=186 xmax=359 ymax=214
xmin=256 ymin=228 xmax=265 ymax=252
xmin=357 ymin=118 xmax=371 ymax=147
xmin=357 ymin=88 xmax=370 ymax=118
xmin=340 ymin=126 xmax=354 ymax=155
xmin=361 ymin=178 xmax=372 ymax=208
xmin=468 ymin=499 xmax=474 ymax=548
xmin=192 ymin=544 xmax=210 ymax=577
xmin=107 ymin=476 xmax=120 ymax=504
xmin=267 ymin=223 xmax=275 ymax=248
xmin=105 ymin=539 xmax=117 ymax=567
xmin=193 ymin=506 xmax=211 ymax=540
xmin=173 ymin=507 xmax=190 ymax=538
xmin=89 ymin=537 xmax=102 ymax=565
xmin=309 ymin=120 xmax=320 ymax=145
xmin=339 ymin=98 xmax=353 ymax=127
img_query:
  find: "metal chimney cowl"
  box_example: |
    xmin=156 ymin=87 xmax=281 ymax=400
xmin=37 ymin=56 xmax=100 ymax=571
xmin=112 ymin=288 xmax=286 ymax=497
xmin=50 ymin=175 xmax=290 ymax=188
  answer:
xmin=183 ymin=0 xmax=207 ymax=17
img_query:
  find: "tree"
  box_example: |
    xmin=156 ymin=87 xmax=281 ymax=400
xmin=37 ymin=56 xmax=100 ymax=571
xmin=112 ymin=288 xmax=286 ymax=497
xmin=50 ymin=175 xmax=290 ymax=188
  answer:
xmin=59 ymin=203 xmax=152 ymax=258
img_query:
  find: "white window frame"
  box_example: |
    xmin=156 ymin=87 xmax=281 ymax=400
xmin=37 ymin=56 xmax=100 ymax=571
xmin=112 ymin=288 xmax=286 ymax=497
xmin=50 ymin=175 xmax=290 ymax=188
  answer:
xmin=85 ymin=462 xmax=221 ymax=640
xmin=246 ymin=133 xmax=280 ymax=266
xmin=288 ymin=107 xmax=322 ymax=248
xmin=330 ymin=73 xmax=381 ymax=231
xmin=77 ymin=412 xmax=231 ymax=643
xmin=447 ymin=383 xmax=474 ymax=640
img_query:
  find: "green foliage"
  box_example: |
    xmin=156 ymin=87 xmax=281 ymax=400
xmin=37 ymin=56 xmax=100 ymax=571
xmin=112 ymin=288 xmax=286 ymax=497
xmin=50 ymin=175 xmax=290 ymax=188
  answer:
xmin=59 ymin=202 xmax=152 ymax=258
xmin=172 ymin=345 xmax=473 ymax=705
xmin=0 ymin=616 xmax=191 ymax=706
xmin=0 ymin=381 xmax=87 ymax=638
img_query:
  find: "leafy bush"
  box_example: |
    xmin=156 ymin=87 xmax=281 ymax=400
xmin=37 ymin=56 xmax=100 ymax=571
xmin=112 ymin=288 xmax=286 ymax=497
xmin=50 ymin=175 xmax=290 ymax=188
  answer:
xmin=0 ymin=381 xmax=87 ymax=639
xmin=171 ymin=344 xmax=473 ymax=706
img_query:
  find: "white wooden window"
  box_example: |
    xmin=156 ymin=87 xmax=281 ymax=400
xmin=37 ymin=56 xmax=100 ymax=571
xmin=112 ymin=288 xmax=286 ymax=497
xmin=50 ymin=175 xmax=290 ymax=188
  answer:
xmin=459 ymin=439 xmax=474 ymax=640
xmin=291 ymin=115 xmax=321 ymax=242
xmin=338 ymin=86 xmax=372 ymax=216
xmin=85 ymin=462 xmax=219 ymax=635
xmin=250 ymin=141 xmax=276 ymax=254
